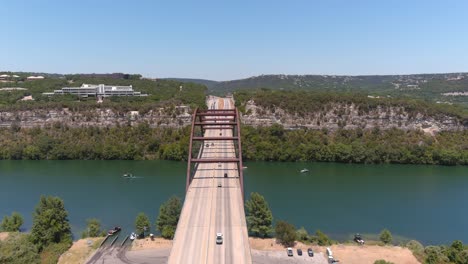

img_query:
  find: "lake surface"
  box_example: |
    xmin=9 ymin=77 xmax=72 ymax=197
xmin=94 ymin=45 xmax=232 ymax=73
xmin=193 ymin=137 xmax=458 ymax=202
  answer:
xmin=0 ymin=160 xmax=466 ymax=245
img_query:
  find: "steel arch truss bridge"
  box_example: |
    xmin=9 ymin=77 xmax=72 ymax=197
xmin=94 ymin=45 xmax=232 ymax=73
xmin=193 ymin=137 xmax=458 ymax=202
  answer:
xmin=186 ymin=107 xmax=245 ymax=197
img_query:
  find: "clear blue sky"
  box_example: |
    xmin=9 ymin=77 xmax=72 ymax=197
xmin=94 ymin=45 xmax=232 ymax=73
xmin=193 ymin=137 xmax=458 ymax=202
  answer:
xmin=2 ymin=0 xmax=468 ymax=80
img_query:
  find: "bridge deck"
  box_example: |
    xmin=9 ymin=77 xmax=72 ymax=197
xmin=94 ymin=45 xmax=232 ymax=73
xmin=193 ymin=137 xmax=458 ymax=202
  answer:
xmin=168 ymin=97 xmax=252 ymax=264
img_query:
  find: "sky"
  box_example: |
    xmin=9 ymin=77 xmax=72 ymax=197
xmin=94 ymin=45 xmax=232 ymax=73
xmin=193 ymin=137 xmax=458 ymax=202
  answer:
xmin=2 ymin=0 xmax=468 ymax=81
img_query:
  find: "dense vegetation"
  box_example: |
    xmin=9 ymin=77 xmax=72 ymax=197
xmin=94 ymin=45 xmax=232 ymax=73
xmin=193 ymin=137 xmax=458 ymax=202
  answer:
xmin=242 ymin=125 xmax=468 ymax=165
xmin=1 ymin=124 xmax=467 ymax=165
xmin=0 ymin=73 xmax=207 ymax=111
xmin=173 ymin=73 xmax=468 ymax=107
xmin=234 ymin=89 xmax=468 ymax=121
xmin=0 ymin=123 xmax=190 ymax=161
xmin=0 ymin=232 xmax=40 ymax=264
xmin=0 ymin=212 xmax=23 ymax=232
xmin=0 ymin=196 xmax=72 ymax=264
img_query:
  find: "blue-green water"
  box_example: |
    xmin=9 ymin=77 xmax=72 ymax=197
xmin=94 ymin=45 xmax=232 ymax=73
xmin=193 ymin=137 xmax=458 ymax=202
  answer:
xmin=0 ymin=160 xmax=466 ymax=245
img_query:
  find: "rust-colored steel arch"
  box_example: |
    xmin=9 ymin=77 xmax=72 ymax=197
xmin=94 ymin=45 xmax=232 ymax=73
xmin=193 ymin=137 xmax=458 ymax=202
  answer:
xmin=185 ymin=107 xmax=244 ymax=198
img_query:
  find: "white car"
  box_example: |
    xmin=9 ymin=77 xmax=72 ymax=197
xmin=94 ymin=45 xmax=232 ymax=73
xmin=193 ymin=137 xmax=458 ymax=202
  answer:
xmin=216 ymin=233 xmax=223 ymax=244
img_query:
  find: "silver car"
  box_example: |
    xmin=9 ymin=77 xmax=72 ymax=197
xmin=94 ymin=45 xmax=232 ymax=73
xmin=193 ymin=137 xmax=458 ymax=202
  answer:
xmin=216 ymin=233 xmax=223 ymax=244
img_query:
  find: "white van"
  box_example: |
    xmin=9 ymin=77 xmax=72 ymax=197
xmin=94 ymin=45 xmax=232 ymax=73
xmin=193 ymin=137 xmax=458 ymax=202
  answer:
xmin=326 ymin=247 xmax=333 ymax=256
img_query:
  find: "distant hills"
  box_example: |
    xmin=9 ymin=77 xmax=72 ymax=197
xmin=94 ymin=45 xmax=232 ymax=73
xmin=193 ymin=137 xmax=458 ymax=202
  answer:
xmin=167 ymin=73 xmax=468 ymax=106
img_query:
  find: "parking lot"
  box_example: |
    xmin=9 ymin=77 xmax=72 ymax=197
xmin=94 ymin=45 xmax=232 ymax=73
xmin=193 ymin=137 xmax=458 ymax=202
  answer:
xmin=252 ymin=249 xmax=328 ymax=264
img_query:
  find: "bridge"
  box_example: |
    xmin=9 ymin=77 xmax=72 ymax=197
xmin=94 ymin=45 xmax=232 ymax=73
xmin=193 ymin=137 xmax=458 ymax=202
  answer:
xmin=168 ymin=97 xmax=252 ymax=264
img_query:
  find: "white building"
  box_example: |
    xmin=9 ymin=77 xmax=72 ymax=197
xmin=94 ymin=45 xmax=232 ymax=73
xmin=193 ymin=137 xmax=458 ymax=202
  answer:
xmin=43 ymin=83 xmax=147 ymax=97
xmin=27 ymin=76 xmax=45 ymax=80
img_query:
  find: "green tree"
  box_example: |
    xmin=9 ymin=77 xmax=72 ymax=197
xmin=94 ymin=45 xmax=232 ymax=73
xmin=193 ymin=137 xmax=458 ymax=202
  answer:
xmin=0 ymin=232 xmax=40 ymax=264
xmin=379 ymin=229 xmax=393 ymax=245
xmin=314 ymin=230 xmax=332 ymax=246
xmin=135 ymin=212 xmax=151 ymax=237
xmin=29 ymin=196 xmax=72 ymax=251
xmin=161 ymin=226 xmax=175 ymax=239
xmin=156 ymin=196 xmax=182 ymax=239
xmin=296 ymin=227 xmax=309 ymax=242
xmin=275 ymin=220 xmax=296 ymax=247
xmin=425 ymin=246 xmax=449 ymax=264
xmin=245 ymin=192 xmax=273 ymax=238
xmin=81 ymin=218 xmax=102 ymax=238
xmin=374 ymin=260 xmax=394 ymax=264
xmin=0 ymin=212 xmax=23 ymax=232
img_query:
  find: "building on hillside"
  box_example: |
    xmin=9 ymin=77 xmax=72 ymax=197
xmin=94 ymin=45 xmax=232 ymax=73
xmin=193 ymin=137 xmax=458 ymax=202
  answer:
xmin=0 ymin=74 xmax=10 ymax=80
xmin=42 ymin=83 xmax=147 ymax=97
xmin=27 ymin=76 xmax=45 ymax=80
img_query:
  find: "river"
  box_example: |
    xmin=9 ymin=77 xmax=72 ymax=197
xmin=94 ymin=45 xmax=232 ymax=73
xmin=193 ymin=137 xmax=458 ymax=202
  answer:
xmin=0 ymin=160 xmax=466 ymax=245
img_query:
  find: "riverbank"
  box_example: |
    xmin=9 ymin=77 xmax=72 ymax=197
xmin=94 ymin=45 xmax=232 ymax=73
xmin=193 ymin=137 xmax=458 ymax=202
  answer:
xmin=249 ymin=237 xmax=420 ymax=264
xmin=62 ymin=236 xmax=421 ymax=264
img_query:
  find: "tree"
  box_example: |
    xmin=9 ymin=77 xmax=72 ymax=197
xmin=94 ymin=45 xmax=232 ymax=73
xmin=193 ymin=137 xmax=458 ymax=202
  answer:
xmin=245 ymin=192 xmax=273 ymax=238
xmin=0 ymin=212 xmax=23 ymax=232
xmin=425 ymin=246 xmax=449 ymax=264
xmin=135 ymin=213 xmax=151 ymax=237
xmin=315 ymin=230 xmax=332 ymax=246
xmin=0 ymin=232 xmax=40 ymax=264
xmin=156 ymin=196 xmax=182 ymax=239
xmin=275 ymin=220 xmax=296 ymax=247
xmin=379 ymin=229 xmax=393 ymax=245
xmin=296 ymin=227 xmax=308 ymax=242
xmin=81 ymin=218 xmax=102 ymax=238
xmin=29 ymin=196 xmax=72 ymax=251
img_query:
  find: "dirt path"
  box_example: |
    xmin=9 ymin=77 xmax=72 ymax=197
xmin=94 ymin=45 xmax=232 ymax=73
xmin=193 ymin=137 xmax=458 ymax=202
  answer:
xmin=58 ymin=237 xmax=104 ymax=264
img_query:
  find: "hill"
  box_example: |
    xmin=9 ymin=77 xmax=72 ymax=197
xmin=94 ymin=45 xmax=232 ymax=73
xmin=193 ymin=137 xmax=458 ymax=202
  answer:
xmin=172 ymin=73 xmax=468 ymax=107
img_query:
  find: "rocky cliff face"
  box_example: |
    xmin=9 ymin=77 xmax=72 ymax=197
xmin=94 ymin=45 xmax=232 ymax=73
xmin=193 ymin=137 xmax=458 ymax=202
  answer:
xmin=0 ymin=106 xmax=193 ymax=128
xmin=241 ymin=100 xmax=465 ymax=133
xmin=1 ymin=101 xmax=465 ymax=133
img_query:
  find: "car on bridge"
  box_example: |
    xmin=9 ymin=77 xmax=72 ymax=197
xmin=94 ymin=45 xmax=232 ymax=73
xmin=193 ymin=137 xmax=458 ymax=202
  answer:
xmin=216 ymin=233 xmax=223 ymax=244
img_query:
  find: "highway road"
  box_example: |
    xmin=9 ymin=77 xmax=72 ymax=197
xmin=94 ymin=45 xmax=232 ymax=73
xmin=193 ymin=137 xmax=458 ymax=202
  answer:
xmin=168 ymin=97 xmax=252 ymax=264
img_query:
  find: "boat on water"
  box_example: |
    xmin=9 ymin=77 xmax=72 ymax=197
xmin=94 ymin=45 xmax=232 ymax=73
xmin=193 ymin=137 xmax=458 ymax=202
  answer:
xmin=300 ymin=168 xmax=309 ymax=173
xmin=122 ymin=173 xmax=136 ymax=179
xmin=108 ymin=226 xmax=121 ymax=235
xmin=130 ymin=232 xmax=137 ymax=240
xmin=242 ymin=166 xmax=248 ymax=169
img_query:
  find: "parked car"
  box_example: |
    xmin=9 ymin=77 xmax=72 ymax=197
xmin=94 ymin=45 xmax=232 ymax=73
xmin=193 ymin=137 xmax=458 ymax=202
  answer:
xmin=307 ymin=248 xmax=314 ymax=257
xmin=216 ymin=233 xmax=223 ymax=244
xmin=217 ymin=182 xmax=222 ymax=187
xmin=287 ymin=247 xmax=293 ymax=257
xmin=297 ymin=248 xmax=302 ymax=256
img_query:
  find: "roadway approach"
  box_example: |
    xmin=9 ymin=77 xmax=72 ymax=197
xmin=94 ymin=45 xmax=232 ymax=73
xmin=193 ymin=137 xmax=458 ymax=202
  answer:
xmin=167 ymin=96 xmax=252 ymax=264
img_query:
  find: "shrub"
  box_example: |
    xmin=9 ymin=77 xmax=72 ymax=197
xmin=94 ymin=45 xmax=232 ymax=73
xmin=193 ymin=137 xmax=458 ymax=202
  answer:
xmin=0 ymin=233 xmax=39 ymax=264
xmin=379 ymin=229 xmax=393 ymax=245
xmin=374 ymin=260 xmax=394 ymax=264
xmin=315 ymin=230 xmax=332 ymax=246
xmin=81 ymin=218 xmax=103 ymax=238
xmin=296 ymin=227 xmax=309 ymax=243
xmin=275 ymin=220 xmax=296 ymax=247
xmin=0 ymin=212 xmax=23 ymax=232
xmin=161 ymin=226 xmax=175 ymax=239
